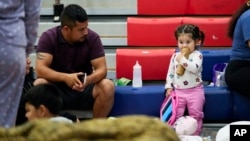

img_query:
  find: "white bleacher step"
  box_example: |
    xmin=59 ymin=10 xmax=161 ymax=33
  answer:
xmin=107 ymin=70 xmax=116 ymax=80
xmin=29 ymin=52 xmax=116 ymax=80
xmin=41 ymin=0 xmax=137 ymax=16
xmin=29 ymin=51 xmax=116 ymax=69
xmin=37 ymin=20 xmax=127 ymax=46
xmin=38 ymin=20 xmax=127 ymax=37
xmin=35 ymin=37 xmax=126 ymax=47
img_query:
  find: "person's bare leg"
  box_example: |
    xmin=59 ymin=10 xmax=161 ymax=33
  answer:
xmin=92 ymin=79 xmax=114 ymax=118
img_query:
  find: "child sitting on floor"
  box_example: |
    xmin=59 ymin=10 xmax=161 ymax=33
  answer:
xmin=23 ymin=83 xmax=77 ymax=123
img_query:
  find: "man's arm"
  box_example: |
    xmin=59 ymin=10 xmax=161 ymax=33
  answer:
xmin=36 ymin=52 xmax=63 ymax=82
xmin=85 ymin=56 xmax=107 ymax=85
xmin=36 ymin=52 xmax=83 ymax=88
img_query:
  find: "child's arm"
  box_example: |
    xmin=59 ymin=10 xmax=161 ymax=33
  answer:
xmin=165 ymin=53 xmax=176 ymax=91
xmin=178 ymin=51 xmax=203 ymax=73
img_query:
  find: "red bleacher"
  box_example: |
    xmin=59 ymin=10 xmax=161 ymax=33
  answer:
xmin=138 ymin=0 xmax=245 ymax=15
xmin=127 ymin=17 xmax=232 ymax=47
xmin=116 ymin=48 xmax=175 ymax=80
xmin=120 ymin=0 xmax=244 ymax=80
xmin=183 ymin=17 xmax=232 ymax=47
xmin=137 ymin=0 xmax=188 ymax=15
xmin=127 ymin=17 xmax=183 ymax=47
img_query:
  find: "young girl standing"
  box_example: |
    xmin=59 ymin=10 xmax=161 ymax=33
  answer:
xmin=165 ymin=24 xmax=205 ymax=135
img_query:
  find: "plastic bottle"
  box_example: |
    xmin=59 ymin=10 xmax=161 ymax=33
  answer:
xmin=215 ymin=73 xmax=222 ymax=87
xmin=132 ymin=61 xmax=142 ymax=88
xmin=215 ymin=72 xmax=227 ymax=87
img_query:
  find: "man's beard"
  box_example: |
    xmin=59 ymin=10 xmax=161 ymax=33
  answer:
xmin=78 ymin=35 xmax=86 ymax=42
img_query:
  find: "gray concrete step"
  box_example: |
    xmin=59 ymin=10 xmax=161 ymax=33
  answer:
xmin=37 ymin=17 xmax=127 ymax=47
xmin=29 ymin=51 xmax=116 ymax=80
xmin=41 ymin=0 xmax=137 ymax=16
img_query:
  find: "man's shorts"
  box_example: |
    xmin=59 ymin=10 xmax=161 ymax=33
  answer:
xmin=53 ymin=83 xmax=95 ymax=110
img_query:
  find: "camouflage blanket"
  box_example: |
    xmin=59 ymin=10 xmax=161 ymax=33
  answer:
xmin=0 ymin=115 xmax=180 ymax=141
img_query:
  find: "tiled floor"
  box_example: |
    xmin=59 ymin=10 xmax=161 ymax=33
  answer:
xmin=201 ymin=124 xmax=225 ymax=141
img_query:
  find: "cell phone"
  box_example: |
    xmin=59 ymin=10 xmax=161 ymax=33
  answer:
xmin=77 ymin=73 xmax=87 ymax=84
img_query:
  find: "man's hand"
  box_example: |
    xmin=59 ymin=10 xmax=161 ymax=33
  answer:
xmin=65 ymin=72 xmax=87 ymax=92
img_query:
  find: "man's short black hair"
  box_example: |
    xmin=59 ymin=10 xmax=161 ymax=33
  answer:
xmin=60 ymin=4 xmax=88 ymax=29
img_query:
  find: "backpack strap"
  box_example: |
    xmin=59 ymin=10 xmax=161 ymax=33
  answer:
xmin=167 ymin=91 xmax=179 ymax=126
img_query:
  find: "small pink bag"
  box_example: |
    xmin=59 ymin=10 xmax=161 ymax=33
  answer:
xmin=160 ymin=91 xmax=179 ymax=126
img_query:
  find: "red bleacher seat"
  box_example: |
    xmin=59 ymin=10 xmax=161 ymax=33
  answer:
xmin=137 ymin=0 xmax=188 ymax=15
xmin=138 ymin=0 xmax=245 ymax=15
xmin=187 ymin=0 xmax=245 ymax=15
xmin=183 ymin=17 xmax=232 ymax=47
xmin=116 ymin=48 xmax=175 ymax=80
xmin=127 ymin=17 xmax=182 ymax=46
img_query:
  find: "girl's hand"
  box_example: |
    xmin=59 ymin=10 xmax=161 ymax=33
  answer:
xmin=165 ymin=88 xmax=173 ymax=97
xmin=176 ymin=47 xmax=190 ymax=62
xmin=176 ymin=53 xmax=184 ymax=62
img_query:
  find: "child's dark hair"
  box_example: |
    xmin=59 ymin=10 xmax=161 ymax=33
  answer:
xmin=175 ymin=24 xmax=205 ymax=49
xmin=23 ymin=84 xmax=63 ymax=115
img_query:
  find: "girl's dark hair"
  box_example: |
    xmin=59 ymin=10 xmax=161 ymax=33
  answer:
xmin=228 ymin=1 xmax=250 ymax=39
xmin=60 ymin=4 xmax=88 ymax=29
xmin=175 ymin=24 xmax=205 ymax=48
xmin=23 ymin=84 xmax=63 ymax=115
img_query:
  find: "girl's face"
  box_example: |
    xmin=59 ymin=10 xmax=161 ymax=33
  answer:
xmin=177 ymin=33 xmax=199 ymax=52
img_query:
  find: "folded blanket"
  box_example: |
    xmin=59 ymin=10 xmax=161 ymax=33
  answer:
xmin=0 ymin=115 xmax=180 ymax=141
